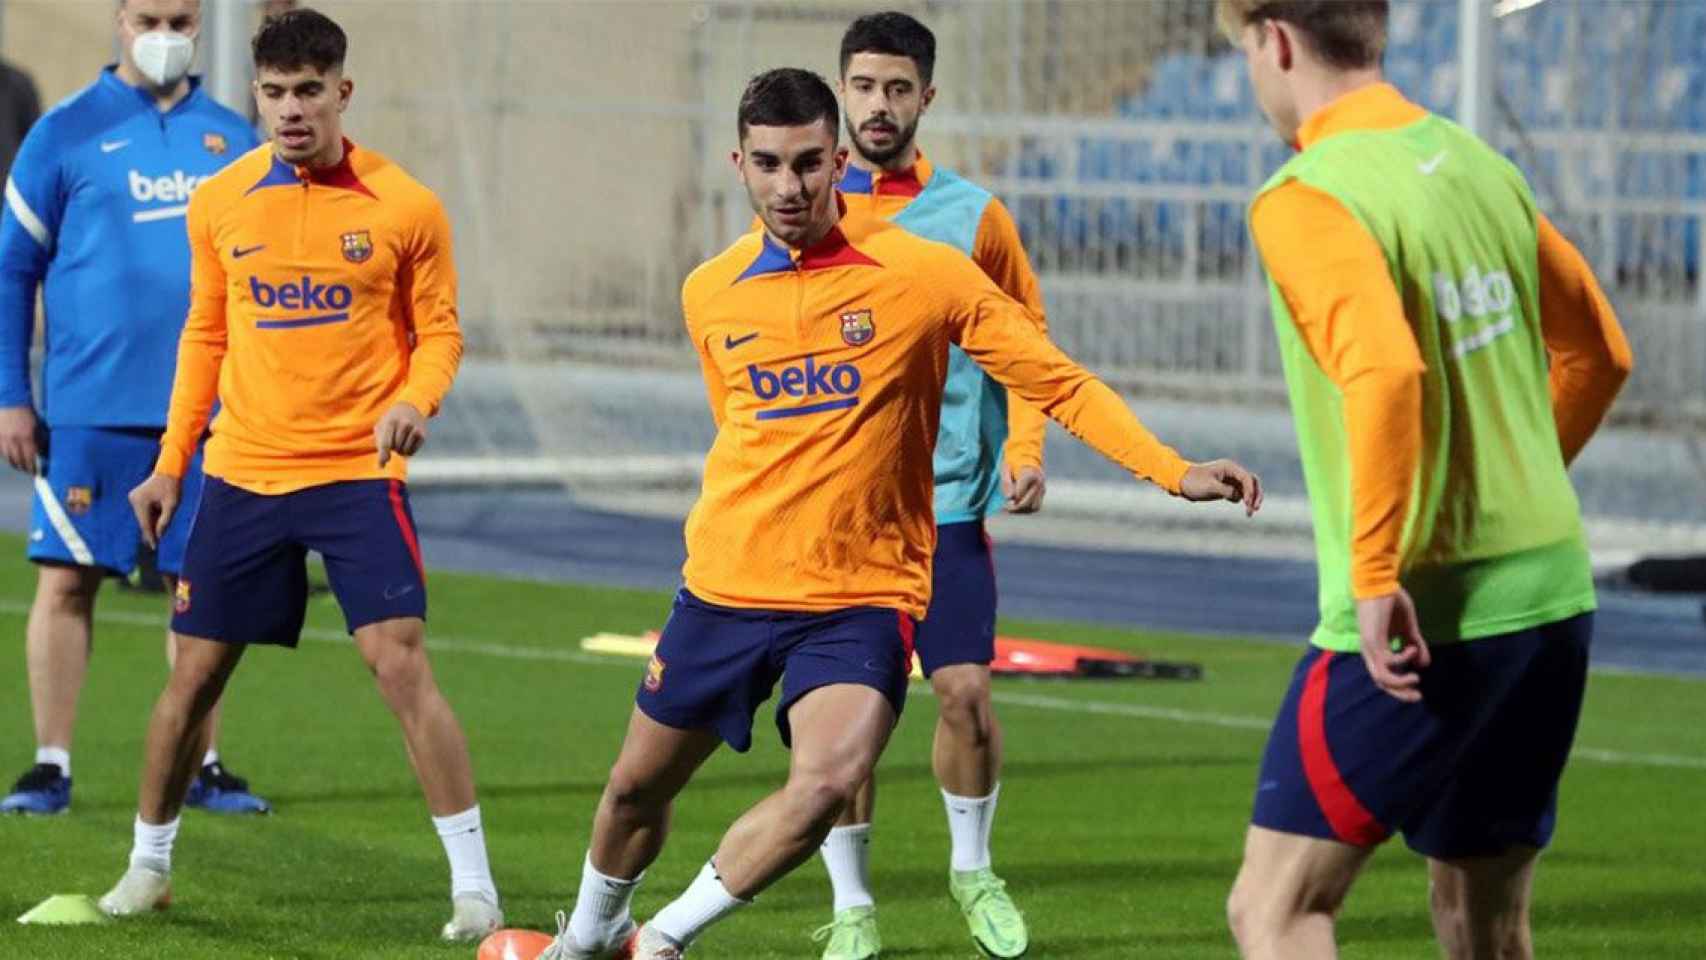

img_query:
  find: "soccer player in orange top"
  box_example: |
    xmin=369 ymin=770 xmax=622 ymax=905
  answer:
xmin=812 ymin=13 xmax=1051 ymax=959
xmin=541 ymin=68 xmax=1262 ymax=960
xmin=95 ymin=9 xmax=503 ymax=942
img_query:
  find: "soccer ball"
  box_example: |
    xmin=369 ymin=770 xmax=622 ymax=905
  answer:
xmin=477 ymin=928 xmax=555 ymax=960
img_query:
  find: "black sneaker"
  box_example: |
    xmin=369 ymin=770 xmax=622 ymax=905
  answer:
xmin=0 ymin=762 xmax=71 ymax=814
xmin=185 ymin=761 xmax=271 ymax=814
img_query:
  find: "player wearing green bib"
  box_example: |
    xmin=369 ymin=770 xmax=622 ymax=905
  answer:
xmin=1215 ymin=2 xmax=1633 ymax=958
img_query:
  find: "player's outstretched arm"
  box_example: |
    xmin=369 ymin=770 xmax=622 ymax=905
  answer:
xmin=1535 ymin=214 xmax=1634 ymax=465
xmin=128 ymin=473 xmax=182 ymax=550
xmin=937 ymin=251 xmax=1260 ymax=513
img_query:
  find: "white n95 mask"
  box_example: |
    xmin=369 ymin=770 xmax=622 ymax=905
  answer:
xmin=132 ymin=31 xmax=195 ymax=87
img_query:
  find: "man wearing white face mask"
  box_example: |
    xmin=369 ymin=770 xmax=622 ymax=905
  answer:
xmin=0 ymin=0 xmax=267 ymax=816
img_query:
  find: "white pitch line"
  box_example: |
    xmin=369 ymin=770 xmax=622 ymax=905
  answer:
xmin=3 ymin=600 xmax=1700 ymax=771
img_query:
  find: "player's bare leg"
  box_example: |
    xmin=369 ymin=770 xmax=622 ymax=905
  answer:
xmin=352 ymin=616 xmax=502 ymax=941
xmin=2 ymin=564 xmax=103 ymax=815
xmin=931 ymin=663 xmax=1001 ymax=796
xmin=713 ymin=684 xmax=894 ymax=896
xmin=353 ymin=617 xmax=475 ymax=814
xmin=619 ymin=685 xmax=896 ymax=956
xmin=24 ymin=564 xmax=102 ymax=754
xmin=100 ymin=633 xmax=244 ymax=916
xmin=1427 ymin=847 xmax=1540 ymax=960
xmin=160 ymin=574 xmax=270 ymax=815
xmin=1227 ymin=825 xmax=1375 ymax=959
xmin=552 ymin=708 xmax=722 ymax=957
xmin=931 ymin=662 xmax=1028 ymax=957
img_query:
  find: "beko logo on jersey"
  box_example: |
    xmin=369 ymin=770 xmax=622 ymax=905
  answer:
xmin=746 ymin=356 xmax=861 ymax=420
xmin=249 ymin=275 xmax=354 ymax=329
xmin=128 ymin=169 xmax=210 ymax=204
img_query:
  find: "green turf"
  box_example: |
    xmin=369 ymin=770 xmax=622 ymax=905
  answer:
xmin=0 ymin=533 xmax=1701 ymax=958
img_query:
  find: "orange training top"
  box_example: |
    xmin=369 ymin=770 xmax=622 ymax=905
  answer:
xmin=682 ymin=208 xmax=1190 ymax=618
xmin=157 ymin=139 xmax=462 ymax=494
xmin=1251 ymin=83 xmax=1633 ymax=597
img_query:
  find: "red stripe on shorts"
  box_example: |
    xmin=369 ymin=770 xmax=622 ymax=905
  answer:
xmin=388 ymin=479 xmax=425 ymax=580
xmin=1298 ymin=652 xmax=1388 ymax=846
xmin=897 ymin=610 xmax=917 ymax=669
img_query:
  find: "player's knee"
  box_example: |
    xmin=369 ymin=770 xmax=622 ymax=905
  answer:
xmin=34 ymin=564 xmax=101 ymax=613
xmin=930 ymin=668 xmax=993 ymax=735
xmin=785 ymin=766 xmax=862 ymax=827
xmin=366 ymin=641 xmax=431 ymax=708
xmin=602 ymin=763 xmax=668 ymax=820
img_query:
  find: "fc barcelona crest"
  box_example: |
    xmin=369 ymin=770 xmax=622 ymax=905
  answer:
xmin=64 ymin=486 xmax=92 ymax=515
xmin=174 ymin=580 xmax=192 ymax=614
xmin=340 ymin=230 xmax=373 ymax=263
xmin=644 ymin=655 xmax=666 ymax=692
xmin=203 ymin=132 xmax=228 ymax=156
xmin=840 ymin=309 xmax=875 ymax=346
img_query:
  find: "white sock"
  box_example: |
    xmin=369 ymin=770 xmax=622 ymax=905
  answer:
xmin=821 ymin=824 xmax=875 ymax=912
xmin=201 ymin=748 xmax=219 ymax=769
xmin=432 ymin=806 xmax=498 ymax=904
xmin=649 ymin=860 xmax=749 ymax=947
xmin=129 ymin=814 xmax=180 ymax=874
xmin=943 ymin=784 xmax=999 ymax=873
xmin=569 ymin=852 xmax=643 ymax=949
xmin=36 ymin=746 xmax=70 ymax=777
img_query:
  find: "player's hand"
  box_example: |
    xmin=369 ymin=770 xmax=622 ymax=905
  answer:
xmin=1178 ymin=459 xmax=1263 ymax=516
xmin=1003 ymin=464 xmax=1046 ymax=514
xmin=375 ymin=401 xmax=427 ymax=467
xmin=128 ymin=473 xmax=181 ymax=550
xmin=0 ymin=405 xmax=39 ymax=474
xmin=1355 ymin=587 xmax=1431 ymax=703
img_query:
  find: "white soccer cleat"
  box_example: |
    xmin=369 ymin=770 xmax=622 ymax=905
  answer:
xmin=441 ymin=892 xmax=504 ymax=942
xmin=626 ymin=923 xmax=687 ymax=959
xmin=540 ymin=909 xmax=639 ymax=959
xmin=97 ymin=864 xmax=171 ymax=916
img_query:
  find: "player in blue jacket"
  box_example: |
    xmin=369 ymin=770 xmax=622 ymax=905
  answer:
xmin=0 ymin=0 xmax=269 ymax=816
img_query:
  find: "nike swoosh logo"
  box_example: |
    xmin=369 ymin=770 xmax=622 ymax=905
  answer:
xmin=383 ymin=584 xmax=416 ymax=600
xmin=100 ymin=139 xmax=131 ymax=153
xmin=724 ymin=332 xmax=759 ymax=349
xmin=232 ymin=244 xmax=266 ymax=259
xmin=1418 ymin=150 xmax=1447 ymax=175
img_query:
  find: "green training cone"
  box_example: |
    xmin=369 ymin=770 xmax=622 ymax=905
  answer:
xmin=16 ymin=894 xmax=112 ymax=925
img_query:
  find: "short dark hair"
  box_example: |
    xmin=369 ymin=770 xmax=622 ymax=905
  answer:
xmin=840 ymin=11 xmax=936 ymax=85
xmin=251 ymin=8 xmax=347 ymax=74
xmin=1219 ymin=0 xmax=1388 ymax=70
xmin=737 ymin=68 xmax=839 ymax=143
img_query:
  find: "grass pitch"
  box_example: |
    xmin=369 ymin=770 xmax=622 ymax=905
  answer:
xmin=1 ymin=533 xmax=1701 ymax=958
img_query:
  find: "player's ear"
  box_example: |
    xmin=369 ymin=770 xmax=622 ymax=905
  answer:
xmin=1272 ymin=21 xmax=1295 ymax=72
xmin=919 ymin=83 xmax=937 ymax=116
xmin=832 ymin=144 xmax=850 ymax=182
xmin=337 ymin=75 xmax=354 ymax=113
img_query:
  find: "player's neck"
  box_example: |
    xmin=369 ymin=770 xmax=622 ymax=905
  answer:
xmin=849 ymin=141 xmax=919 ymax=176
xmin=1290 ymin=68 xmax=1385 ymax=134
xmin=115 ymin=61 xmax=192 ymax=113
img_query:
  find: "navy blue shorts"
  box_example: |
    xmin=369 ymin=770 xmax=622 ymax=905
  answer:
xmin=28 ymin=427 xmax=204 ymax=576
xmin=1250 ymin=613 xmax=1592 ymax=860
xmin=171 ymin=477 xmax=428 ymax=646
xmin=915 ymin=520 xmax=998 ymax=677
xmin=635 ymin=588 xmax=914 ymax=752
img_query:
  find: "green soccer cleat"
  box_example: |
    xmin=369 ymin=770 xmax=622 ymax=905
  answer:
xmin=811 ymin=904 xmax=881 ymax=960
xmin=950 ymin=868 xmax=1028 ymax=958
